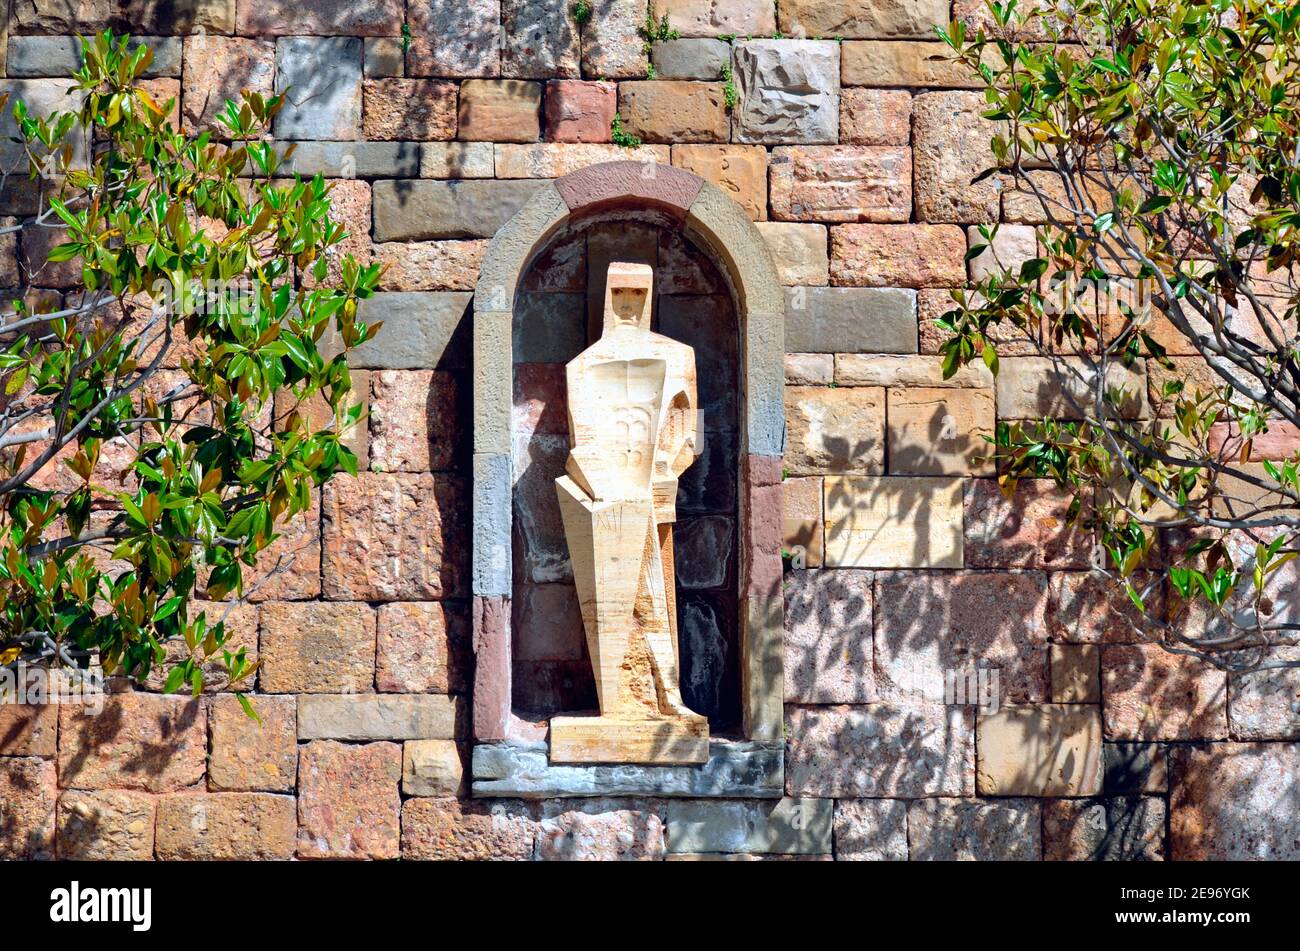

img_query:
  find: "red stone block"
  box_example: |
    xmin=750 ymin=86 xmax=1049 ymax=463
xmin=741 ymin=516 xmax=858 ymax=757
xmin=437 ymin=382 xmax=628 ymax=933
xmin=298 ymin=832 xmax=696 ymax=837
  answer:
xmin=544 ymin=80 xmax=616 ymax=143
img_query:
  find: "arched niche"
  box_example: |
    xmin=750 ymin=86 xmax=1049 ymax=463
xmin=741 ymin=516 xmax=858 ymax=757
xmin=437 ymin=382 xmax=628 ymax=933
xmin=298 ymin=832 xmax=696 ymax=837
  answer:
xmin=470 ymin=162 xmax=785 ymax=795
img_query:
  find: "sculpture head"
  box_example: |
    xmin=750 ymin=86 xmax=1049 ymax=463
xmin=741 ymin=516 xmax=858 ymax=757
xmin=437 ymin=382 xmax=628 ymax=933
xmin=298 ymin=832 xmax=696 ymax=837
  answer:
xmin=602 ymin=262 xmax=653 ymax=335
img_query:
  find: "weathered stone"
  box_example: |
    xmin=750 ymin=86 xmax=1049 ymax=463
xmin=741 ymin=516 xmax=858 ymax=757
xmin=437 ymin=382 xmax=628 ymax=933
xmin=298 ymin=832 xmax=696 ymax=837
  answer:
xmin=403 ymin=739 xmax=465 ymax=797
xmin=912 ymin=91 xmax=1000 ymax=223
xmin=580 ymin=0 xmax=647 ymax=78
xmin=887 ymin=386 xmax=994 ymax=475
xmin=401 ymin=796 xmax=535 ymax=859
xmin=156 ymin=793 xmax=296 ymax=860
xmin=823 ymin=476 xmax=964 ymax=569
xmin=8 ymin=35 xmax=179 ymax=77
xmin=1043 ymin=797 xmax=1166 ymax=861
xmin=839 ymin=88 xmax=911 ymax=146
xmin=731 ymin=40 xmax=840 ymax=145
xmin=919 ymin=286 xmax=1043 ymax=356
xmin=909 ymin=798 xmax=1041 ymax=860
xmin=1105 ymin=742 xmax=1167 ymax=794
xmin=0 ymin=704 xmax=57 ymax=756
xmin=420 ymin=141 xmax=496 ymax=177
xmin=1052 ymin=644 xmax=1101 ymax=703
xmin=258 ymin=601 xmax=375 ymax=694
xmin=495 ymin=142 xmax=669 ymax=177
xmin=830 ymin=223 xmax=966 ymax=286
xmin=362 ymin=79 xmax=457 ymax=140
xmin=231 ymin=500 xmax=321 ymax=603
xmin=964 ymin=478 xmax=1096 ymax=569
xmin=672 ymin=144 xmax=768 ymax=221
xmin=276 ymin=373 xmax=369 ymax=469
xmin=784 ymin=287 xmax=917 ymax=353
xmin=783 ymin=569 xmax=874 ymax=703
xmin=782 ymin=475 xmax=824 ymax=566
xmin=274 ymin=37 xmax=363 ymax=141
xmin=368 ymin=369 xmax=459 ymax=472
xmin=544 ymin=80 xmax=616 ymax=142
xmin=458 ymin=79 xmax=542 ymax=142
xmin=665 ymin=798 xmax=830 ymax=854
xmin=270 ymin=140 xmax=423 ymax=178
xmin=376 ymin=601 xmax=469 ymax=693
xmin=784 ymin=385 xmax=884 ymax=475
xmin=298 ymin=694 xmax=462 ymax=741
xmin=0 ymin=757 xmax=55 ymax=858
xmin=297 ymin=740 xmax=403 ymax=859
xmin=757 ymin=222 xmax=827 ymax=285
xmin=1228 ymin=647 xmax=1300 ymax=740
xmin=372 ymin=180 xmax=544 ymax=240
xmin=12 ymin=0 xmax=112 ymax=33
xmin=407 ymin=0 xmax=502 ymax=78
xmin=512 ymin=584 xmax=584 ymax=661
xmin=874 ymin=570 xmax=1049 ymax=703
xmin=833 ymin=799 xmax=909 ymax=860
xmin=784 ymin=703 xmax=973 ymax=798
xmin=770 ymin=146 xmax=910 ymax=222
xmin=835 ymin=354 xmax=991 ymax=389
xmin=651 ymin=38 xmax=729 ymax=79
xmin=996 ymin=356 xmax=1148 ymax=419
xmin=344 ymin=292 xmax=471 ymax=369
xmin=0 ymin=81 xmax=87 ymax=167
xmin=673 ymin=516 xmax=734 ymax=589
xmin=56 ymin=790 xmax=155 ymax=860
xmin=57 ymin=693 xmax=206 ymax=793
xmin=120 ymin=0 xmax=235 ymax=33
xmin=305 ymin=177 xmax=371 ymax=287
xmin=209 ymin=694 xmax=297 ymax=793
xmin=364 ymin=36 xmax=404 ymax=77
xmin=322 ymin=472 xmax=467 ymax=600
xmin=968 ymin=224 xmax=1038 ymax=281
xmin=1102 ymin=644 xmax=1229 ymax=741
xmin=778 ymin=0 xmax=949 ymax=39
xmin=618 ymin=81 xmax=728 ymax=143
xmin=976 ymin=705 xmax=1103 ymax=796
xmin=374 ymin=239 xmax=487 ymax=291
xmin=1170 ymin=743 xmax=1300 ymax=859
xmin=502 ymin=0 xmax=580 ymax=78
xmin=842 ymin=40 xmax=984 ymax=88
xmin=236 ymin=0 xmax=400 ymax=35
xmin=537 ymin=806 xmax=666 ymax=860
xmin=649 ymin=0 xmax=776 ymax=36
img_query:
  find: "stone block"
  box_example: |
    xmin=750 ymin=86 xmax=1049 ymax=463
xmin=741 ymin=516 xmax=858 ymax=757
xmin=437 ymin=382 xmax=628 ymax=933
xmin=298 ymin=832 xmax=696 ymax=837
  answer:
xmin=968 ymin=223 xmax=1038 ymax=281
xmin=0 ymin=704 xmax=57 ymax=756
xmin=458 ymin=79 xmax=542 ymax=142
xmin=1043 ymin=797 xmax=1165 ymax=861
xmin=874 ymin=569 xmax=1049 ymax=703
xmin=781 ymin=474 xmax=824 ymax=567
xmin=580 ymin=0 xmax=647 ymax=78
xmin=258 ymin=600 xmax=375 ymax=694
xmin=56 ymin=790 xmax=155 ymax=861
xmin=345 ymin=292 xmax=471 ymax=369
xmin=672 ymin=144 xmax=768 ymax=221
xmin=495 ymin=142 xmax=669 ymax=177
xmin=1228 ymin=647 xmax=1300 ymax=740
xmin=651 ymin=38 xmax=730 ymax=79
xmin=786 ymin=353 xmax=834 ymax=385
xmin=1170 ymin=743 xmax=1300 ymax=859
xmin=731 ymin=40 xmax=840 ymax=145
xmin=835 ymin=353 xmax=993 ymax=388
xmin=784 ymin=567 xmax=874 ymax=703
xmin=618 ymin=81 xmax=728 ymax=143
xmin=364 ymin=37 xmax=405 ymax=77
xmin=8 ymin=35 xmax=176 ymax=78
xmin=912 ymin=91 xmax=1000 ymax=223
xmin=156 ymin=793 xmax=296 ymax=860
xmin=274 ymin=37 xmax=363 ymax=141
xmin=908 ymin=798 xmax=1041 ymax=860
xmin=377 ymin=601 xmax=469 ymax=693
xmin=374 ymin=239 xmax=488 ymax=291
xmin=368 ymin=369 xmax=459 ymax=472
xmin=271 ymin=140 xmax=424 ymax=178
xmin=57 ymin=693 xmax=206 ymax=793
xmin=784 ymin=703 xmax=973 ymax=798
xmin=0 ymin=757 xmax=55 ymax=858
xmin=544 ymin=80 xmax=616 ymax=142
xmin=778 ymin=0 xmax=948 ymax=38
xmin=757 ymin=222 xmax=827 ymax=285
xmin=362 ymin=79 xmax=457 ymax=140
xmin=208 ymin=694 xmax=297 ymax=793
xmin=665 ymin=798 xmax=831 ymax=854
xmin=298 ymin=694 xmax=463 ymax=741
xmin=649 ymin=0 xmax=776 ymax=36
xmin=401 ymin=796 xmax=536 ymax=859
xmin=996 ymin=356 xmax=1148 ymax=420
xmin=839 ymin=88 xmax=912 ymax=146
xmin=1102 ymin=644 xmax=1228 ymax=741
xmin=14 ymin=0 xmax=110 ymax=33
xmin=502 ymin=0 xmax=580 ymax=77
xmin=180 ymin=36 xmax=274 ymax=133
xmin=372 ymin=180 xmax=544 ymax=240
xmin=830 ymin=223 xmax=966 ymax=287
xmin=785 ymin=286 xmax=919 ymax=353
xmin=784 ymin=385 xmax=885 ymax=475
xmin=1104 ymin=742 xmax=1167 ymax=794
xmin=833 ymin=799 xmax=909 ymax=860
xmin=964 ymin=478 xmax=1096 ymax=569
xmin=1047 ymin=572 xmax=1163 ymax=646
xmin=403 ymin=739 xmax=466 ymax=797
xmin=421 ymin=141 xmax=497 ymax=177
xmin=1051 ymin=644 xmax=1101 ymax=703
xmin=887 ymin=386 xmax=994 ymax=476
xmin=976 ymin=704 xmax=1103 ymax=796
xmin=536 ymin=806 xmax=665 ymax=860
xmin=297 ymin=740 xmax=402 ymax=859
xmin=770 ymin=145 xmax=910 ymax=222
xmin=842 ymin=40 xmax=984 ymax=88
xmin=823 ymin=476 xmax=964 ymax=569
xmin=237 ymin=0 xmax=400 ymax=35
xmin=407 ymin=0 xmax=502 ymax=77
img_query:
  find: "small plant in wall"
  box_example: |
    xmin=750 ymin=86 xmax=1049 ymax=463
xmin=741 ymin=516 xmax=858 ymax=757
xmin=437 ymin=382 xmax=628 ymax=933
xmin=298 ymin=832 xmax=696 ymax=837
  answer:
xmin=721 ymin=62 xmax=738 ymax=111
xmin=611 ymin=112 xmax=642 ymax=148
xmin=939 ymin=0 xmax=1300 ymax=674
xmin=572 ymin=0 xmax=591 ymax=27
xmin=0 ymin=33 xmax=380 ymax=710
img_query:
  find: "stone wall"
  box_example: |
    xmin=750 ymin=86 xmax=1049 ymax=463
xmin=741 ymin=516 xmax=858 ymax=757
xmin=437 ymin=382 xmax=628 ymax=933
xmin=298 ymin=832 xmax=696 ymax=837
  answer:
xmin=0 ymin=0 xmax=1296 ymax=861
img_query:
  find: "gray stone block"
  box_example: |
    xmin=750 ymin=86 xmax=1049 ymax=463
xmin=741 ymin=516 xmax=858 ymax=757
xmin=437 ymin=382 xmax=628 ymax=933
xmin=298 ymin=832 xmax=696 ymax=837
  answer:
xmin=7 ymin=36 xmax=181 ymax=78
xmin=472 ymin=740 xmax=784 ymax=799
xmin=274 ymin=36 xmax=363 ymax=141
xmin=746 ymin=309 xmax=786 ymax=457
xmin=666 ymin=798 xmax=832 ymax=854
xmin=732 ymin=40 xmax=840 ymax=145
xmin=512 ymin=292 xmax=586 ymax=363
xmin=272 ymin=140 xmax=423 ymax=178
xmin=373 ymin=179 xmax=546 ymax=241
xmin=472 ymin=451 xmax=512 ymax=598
xmin=473 ymin=310 xmax=511 ymax=454
xmin=501 ymin=0 xmax=580 ymax=78
xmin=298 ymin=694 xmax=463 ymax=740
xmin=784 ymin=286 xmax=917 ymax=353
xmin=651 ymin=38 xmax=730 ymax=80
xmin=342 ymin=292 xmax=471 ymax=369
xmin=0 ymin=80 xmax=87 ymax=169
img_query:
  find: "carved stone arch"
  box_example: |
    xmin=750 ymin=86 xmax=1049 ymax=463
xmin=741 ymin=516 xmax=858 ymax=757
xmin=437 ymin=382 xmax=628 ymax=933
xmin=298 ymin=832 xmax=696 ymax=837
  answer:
xmin=470 ymin=161 xmax=785 ymax=788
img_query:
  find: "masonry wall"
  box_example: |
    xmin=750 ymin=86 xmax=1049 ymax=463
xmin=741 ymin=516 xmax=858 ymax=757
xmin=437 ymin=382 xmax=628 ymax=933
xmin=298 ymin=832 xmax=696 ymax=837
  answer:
xmin=0 ymin=0 xmax=1296 ymax=861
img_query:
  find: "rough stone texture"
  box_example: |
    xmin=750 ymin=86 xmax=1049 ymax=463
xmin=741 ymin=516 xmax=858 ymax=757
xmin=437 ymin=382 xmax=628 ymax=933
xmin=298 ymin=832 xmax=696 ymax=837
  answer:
xmin=833 ymin=799 xmax=909 ymax=860
xmin=835 ymin=353 xmax=993 ymax=388
xmin=976 ymin=705 xmax=1103 ymax=796
xmin=618 ymin=81 xmax=728 ymax=144
xmin=650 ymin=0 xmax=775 ymax=36
xmin=298 ymin=694 xmax=462 ymax=741
xmin=156 ymin=793 xmax=297 ymax=860
xmin=420 ymin=141 xmax=497 ymax=177
xmin=536 ymin=806 xmax=666 ymax=860
xmin=544 ymin=80 xmax=616 ymax=142
xmin=362 ymin=79 xmax=457 ymax=140
xmin=407 ymin=0 xmax=502 ymax=78
xmin=374 ymin=240 xmax=488 ymax=291
xmin=297 ymin=740 xmax=403 ymax=859
xmin=783 ymin=569 xmax=874 ymax=703
xmin=373 ymin=180 xmax=544 ymax=241
xmin=274 ymin=37 xmax=363 ymax=141
xmin=0 ymin=704 xmax=57 ymax=756
xmin=996 ymin=356 xmax=1148 ymax=420
xmin=8 ymin=35 xmax=179 ymax=78
xmin=403 ymin=739 xmax=466 ymax=797
xmin=322 ymin=473 xmax=467 ymax=600
xmin=1105 ymin=742 xmax=1168 ymax=794
xmin=496 ymin=142 xmax=669 ymax=178
xmin=757 ymin=222 xmax=827 ymax=285
xmin=785 ymin=286 xmax=916 ymax=353
xmin=784 ymin=703 xmax=973 ymax=798
xmin=840 ymin=88 xmax=912 ymax=146
xmin=1102 ymin=645 xmax=1229 ymax=741
xmin=369 ymin=369 xmax=459 ymax=472
xmin=502 ymin=0 xmax=580 ymax=78
xmin=56 ymin=790 xmax=155 ymax=861
xmin=57 ymin=694 xmax=206 ymax=793
xmin=402 ymin=796 xmax=536 ymax=859
xmin=672 ymin=144 xmax=768 ymax=221
xmin=580 ymin=0 xmax=647 ymax=78
xmin=1170 ymin=743 xmax=1300 ymax=859
xmin=782 ymin=474 xmax=824 ymax=567
xmin=770 ymin=146 xmax=911 ymax=222
xmin=1051 ymin=644 xmax=1101 ymax=703
xmin=180 ymin=36 xmax=273 ymax=133
xmin=0 ymin=757 xmax=56 ymax=858
xmin=784 ymin=385 xmax=885 ymax=475
xmin=652 ymin=38 xmax=729 ymax=79
xmin=964 ymin=478 xmax=1096 ymax=569
xmin=912 ymin=91 xmax=1001 ymax=223
xmin=968 ymin=224 xmax=1038 ymax=281
xmin=236 ymin=0 xmax=400 ymax=35
xmin=342 ymin=292 xmax=472 ymax=369
xmin=731 ymin=41 xmax=840 ymax=146
xmin=1047 ymin=571 xmax=1160 ymax=644
xmin=842 ymin=40 xmax=985 ymax=88
xmin=377 ymin=601 xmax=469 ymax=693
xmin=458 ymin=79 xmax=542 ymax=142
xmin=779 ymin=0 xmax=949 ymax=39
xmin=887 ymin=386 xmax=994 ymax=476
xmin=258 ymin=600 xmax=376 ymax=694
xmin=908 ymin=798 xmax=1041 ymax=861
xmin=1228 ymin=647 xmax=1300 ymax=740
xmin=665 ymin=798 xmax=831 ymax=854
xmin=831 ymin=224 xmax=966 ymax=287
xmin=823 ymin=476 xmax=964 ymax=569
xmin=209 ymin=694 xmax=297 ymax=793
xmin=13 ymin=0 xmax=114 ymax=33
xmin=365 ymin=37 xmax=405 ymax=77
xmin=1043 ymin=797 xmax=1166 ymax=861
